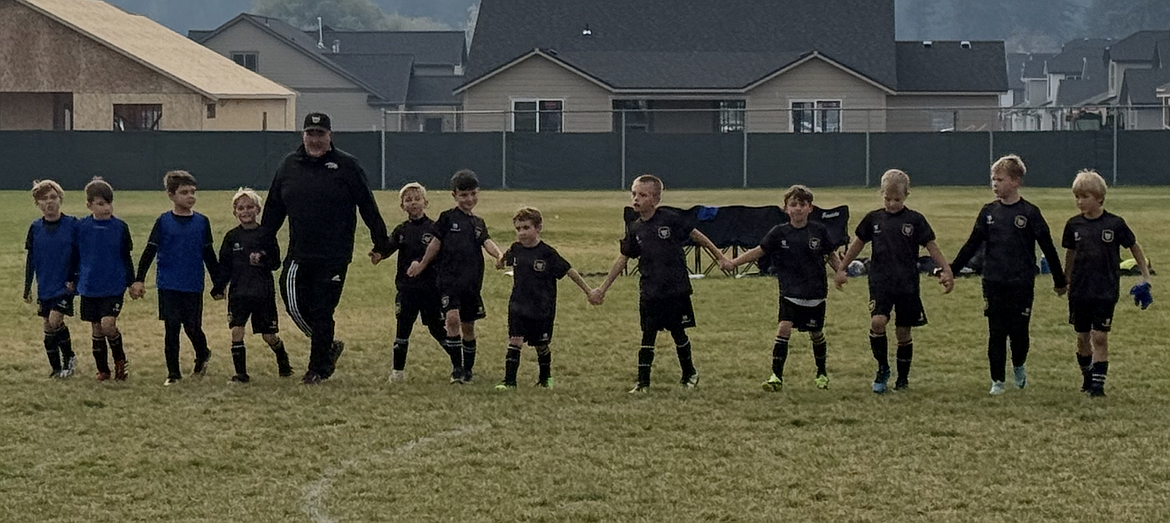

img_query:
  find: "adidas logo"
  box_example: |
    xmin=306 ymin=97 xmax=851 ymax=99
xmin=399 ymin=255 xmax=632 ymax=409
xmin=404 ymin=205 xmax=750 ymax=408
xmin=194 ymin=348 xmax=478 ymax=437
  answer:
xmin=330 ymin=275 xmax=342 ymax=282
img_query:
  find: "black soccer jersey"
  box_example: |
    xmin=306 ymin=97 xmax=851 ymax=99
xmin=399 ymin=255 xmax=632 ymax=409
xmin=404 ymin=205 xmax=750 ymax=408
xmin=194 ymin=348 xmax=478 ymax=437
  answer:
xmin=505 ymin=241 xmax=571 ymax=320
xmin=855 ymin=207 xmax=935 ymax=295
xmin=212 ymin=225 xmax=280 ymax=299
xmin=620 ymin=208 xmax=694 ymax=300
xmin=434 ymin=208 xmax=490 ymax=292
xmin=388 ymin=215 xmax=439 ymax=291
xmin=1062 ymin=211 xmax=1135 ymax=301
xmin=759 ymin=221 xmax=831 ymax=300
xmin=951 ymin=198 xmax=1066 ymax=288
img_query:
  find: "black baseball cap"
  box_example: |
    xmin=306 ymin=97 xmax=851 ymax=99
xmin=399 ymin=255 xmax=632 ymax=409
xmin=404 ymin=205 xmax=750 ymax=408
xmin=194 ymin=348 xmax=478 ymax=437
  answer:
xmin=303 ymin=112 xmax=331 ymax=131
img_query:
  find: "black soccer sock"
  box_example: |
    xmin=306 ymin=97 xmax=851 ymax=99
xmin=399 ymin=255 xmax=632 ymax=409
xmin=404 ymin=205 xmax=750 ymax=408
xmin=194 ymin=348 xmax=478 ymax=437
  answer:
xmin=392 ymin=338 xmax=409 ymax=371
xmin=57 ymin=325 xmax=74 ymax=360
xmin=444 ymin=336 xmax=463 ymax=372
xmin=536 ymin=345 xmax=551 ymax=382
xmin=896 ymin=341 xmax=913 ymax=383
xmin=462 ymin=339 xmax=477 ymax=377
xmin=674 ymin=336 xmax=695 ymax=378
xmin=92 ymin=335 xmax=110 ymax=374
xmin=988 ymin=321 xmax=1009 ymax=382
xmin=231 ymin=341 xmax=247 ymax=377
xmin=107 ymin=333 xmax=125 ymax=363
xmin=637 ymin=345 xmax=655 ymax=385
xmin=43 ymin=329 xmax=62 ymax=373
xmin=771 ymin=336 xmax=790 ymax=379
xmin=1008 ymin=317 xmax=1031 ymax=368
xmin=164 ymin=322 xmax=182 ymax=378
xmin=186 ymin=326 xmax=210 ymax=363
xmin=1090 ymin=361 xmax=1109 ymax=393
xmin=503 ymin=344 xmax=521 ymax=385
xmin=270 ymin=340 xmax=292 ymax=375
xmin=1077 ymin=353 xmax=1093 ymax=391
xmin=810 ymin=333 xmax=827 ymax=376
xmin=869 ymin=331 xmax=889 ymax=369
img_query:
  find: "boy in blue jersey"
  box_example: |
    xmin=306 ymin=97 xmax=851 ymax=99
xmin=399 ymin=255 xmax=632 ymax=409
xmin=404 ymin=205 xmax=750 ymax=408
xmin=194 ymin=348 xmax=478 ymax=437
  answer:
xmin=211 ymin=188 xmax=291 ymax=383
xmin=24 ymin=180 xmax=79 ymax=378
xmin=131 ymin=171 xmax=220 ymax=386
xmin=76 ymin=178 xmax=135 ymax=382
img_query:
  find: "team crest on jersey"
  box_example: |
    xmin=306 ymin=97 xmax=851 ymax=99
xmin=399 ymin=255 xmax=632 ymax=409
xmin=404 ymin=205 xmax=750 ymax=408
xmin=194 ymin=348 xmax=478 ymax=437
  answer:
xmin=1014 ymin=215 xmax=1028 ymax=229
xmin=1021 ymin=307 xmax=1031 ymax=318
xmin=450 ymin=222 xmax=460 ymax=232
xmin=658 ymin=226 xmax=671 ymax=239
xmin=868 ymin=300 xmax=877 ymax=312
xmin=325 ymin=162 xmax=339 ymax=170
xmin=421 ymin=233 xmax=434 ymax=245
xmin=441 ymin=295 xmax=450 ymax=308
xmin=1102 ymin=318 xmax=1112 ymax=328
xmin=809 ymin=237 xmax=821 ymax=250
xmin=533 ymin=259 xmax=547 ymax=272
xmin=1102 ymin=229 xmax=1114 ymax=242
xmin=986 ymin=214 xmax=994 ymax=225
xmin=901 ymin=223 xmax=914 ymax=237
xmin=232 ymin=242 xmax=243 ymax=252
xmin=873 ymin=224 xmax=881 ymax=234
xmin=475 ymin=227 xmax=484 ymax=239
xmin=780 ymin=239 xmax=789 ymax=249
xmin=1074 ymin=231 xmax=1081 ymax=242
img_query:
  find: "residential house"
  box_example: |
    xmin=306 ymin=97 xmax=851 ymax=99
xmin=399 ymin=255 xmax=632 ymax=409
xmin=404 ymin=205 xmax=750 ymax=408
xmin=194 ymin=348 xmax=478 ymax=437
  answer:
xmin=1159 ymin=80 xmax=1170 ymax=129
xmin=191 ymin=15 xmax=466 ymax=132
xmin=1001 ymin=52 xmax=1029 ymax=109
xmin=1007 ymin=52 xmax=1055 ymax=130
xmin=1107 ymin=31 xmax=1170 ymax=130
xmin=456 ymin=0 xmax=1006 ymax=134
xmin=0 ymin=0 xmax=295 ymax=131
xmin=1032 ymin=38 xmax=1112 ymax=130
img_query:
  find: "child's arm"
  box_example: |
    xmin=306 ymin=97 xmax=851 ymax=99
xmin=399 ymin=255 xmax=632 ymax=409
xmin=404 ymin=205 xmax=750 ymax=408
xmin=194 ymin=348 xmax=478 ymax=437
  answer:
xmin=566 ymin=268 xmax=593 ymax=297
xmin=201 ymin=221 xmax=220 ymax=290
xmin=123 ymin=223 xmax=139 ymax=299
xmin=925 ymin=240 xmax=954 ymax=294
xmin=689 ymin=229 xmax=728 ymax=267
xmin=210 ymin=233 xmax=232 ymax=298
xmin=1130 ymin=242 xmax=1151 ymax=284
xmin=132 ymin=220 xmax=160 ymax=299
xmin=1063 ymin=248 xmax=1075 ymax=287
xmin=23 ymin=226 xmax=34 ymax=302
xmin=834 ymin=237 xmax=866 ymax=290
xmin=949 ymin=215 xmax=986 ymax=275
xmin=406 ymin=237 xmax=441 ymax=277
xmin=1034 ymin=214 xmax=1067 ymax=295
xmin=591 ymin=255 xmax=629 ymax=305
xmin=483 ymin=239 xmax=504 ymax=262
xmin=726 ymin=247 xmax=764 ymax=269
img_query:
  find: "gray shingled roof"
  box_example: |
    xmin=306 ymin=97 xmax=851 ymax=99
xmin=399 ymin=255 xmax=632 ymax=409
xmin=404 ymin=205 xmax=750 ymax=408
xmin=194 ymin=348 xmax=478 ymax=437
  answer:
xmin=1022 ymin=53 xmax=1054 ymax=78
xmin=1106 ymin=30 xmax=1169 ymax=63
xmin=551 ymin=50 xmax=808 ymax=90
xmin=467 ymin=0 xmax=898 ymax=90
xmin=1120 ymin=68 xmax=1170 ymax=105
xmin=895 ymin=41 xmax=1007 ymax=92
xmin=406 ymin=76 xmax=464 ymax=105
xmin=1055 ymin=58 xmax=1108 ymax=106
xmin=1048 ymin=38 xmax=1112 ymax=74
xmin=1006 ymin=52 xmax=1028 ymax=89
xmin=330 ymin=53 xmax=414 ymax=105
xmin=315 ymin=29 xmax=465 ymax=65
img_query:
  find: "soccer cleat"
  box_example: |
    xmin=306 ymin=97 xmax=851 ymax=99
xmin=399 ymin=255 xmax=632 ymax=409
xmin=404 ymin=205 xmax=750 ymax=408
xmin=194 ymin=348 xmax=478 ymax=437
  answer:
xmin=193 ymin=353 xmax=211 ymax=378
xmin=872 ymin=366 xmax=890 ymax=394
xmin=113 ymin=360 xmax=128 ymax=381
xmin=761 ymin=374 xmax=783 ymax=392
xmin=461 ymin=370 xmax=474 ymax=384
xmin=275 ymin=352 xmax=293 ymax=378
xmin=329 ymin=340 xmax=345 ymax=366
xmin=628 ymin=383 xmax=650 ymax=393
xmin=1089 ymin=387 xmax=1106 ymax=398
xmin=229 ymin=374 xmax=251 ymax=384
xmin=1013 ymin=365 xmax=1028 ymax=389
xmin=894 ymin=379 xmax=909 ymax=391
xmin=388 ymin=370 xmax=406 ymax=383
xmin=536 ymin=377 xmax=554 ymax=388
xmin=95 ymin=371 xmax=111 ymax=382
xmin=49 ymin=370 xmax=62 ymax=379
xmin=494 ymin=381 xmax=517 ymax=391
xmin=680 ymin=372 xmax=700 ymax=389
xmin=58 ymin=356 xmax=76 ymax=378
xmin=301 ymin=371 xmax=324 ymax=385
xmin=163 ymin=377 xmax=181 ymax=386
xmin=814 ymin=374 xmax=830 ymax=390
xmin=989 ymin=381 xmax=1006 ymax=395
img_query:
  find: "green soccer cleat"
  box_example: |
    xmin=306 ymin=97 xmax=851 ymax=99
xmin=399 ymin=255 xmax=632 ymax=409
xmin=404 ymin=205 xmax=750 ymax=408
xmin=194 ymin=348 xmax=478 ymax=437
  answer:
xmin=494 ymin=382 xmax=516 ymax=391
xmin=536 ymin=377 xmax=554 ymax=388
xmin=814 ymin=374 xmax=830 ymax=390
xmin=761 ymin=374 xmax=783 ymax=392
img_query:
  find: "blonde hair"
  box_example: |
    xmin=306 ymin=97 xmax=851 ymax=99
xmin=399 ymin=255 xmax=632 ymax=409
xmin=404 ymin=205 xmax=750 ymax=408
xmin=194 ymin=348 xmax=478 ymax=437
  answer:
xmin=231 ymin=187 xmax=262 ymax=209
xmin=32 ymin=179 xmax=64 ymax=201
xmin=1072 ymin=169 xmax=1107 ymax=201
xmin=399 ymin=182 xmax=427 ymax=202
xmin=880 ymin=169 xmax=910 ymax=197
xmin=991 ymin=154 xmax=1026 ymax=180
xmin=513 ymin=206 xmax=543 ymax=228
xmin=632 ymin=174 xmax=664 ymax=195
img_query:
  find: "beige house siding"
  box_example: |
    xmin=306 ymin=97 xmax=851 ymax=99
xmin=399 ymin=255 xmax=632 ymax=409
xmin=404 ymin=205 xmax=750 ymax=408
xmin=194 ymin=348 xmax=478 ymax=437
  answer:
xmin=297 ymin=91 xmax=386 ymax=130
xmin=886 ymin=95 xmax=1000 ymax=131
xmin=206 ymin=98 xmax=294 ymax=131
xmin=74 ymin=93 xmax=201 ymax=130
xmin=402 ymin=105 xmax=461 ymax=132
xmin=746 ymin=58 xmax=888 ymax=132
xmin=462 ymin=56 xmax=613 ymax=132
xmin=0 ymin=92 xmax=55 ymax=129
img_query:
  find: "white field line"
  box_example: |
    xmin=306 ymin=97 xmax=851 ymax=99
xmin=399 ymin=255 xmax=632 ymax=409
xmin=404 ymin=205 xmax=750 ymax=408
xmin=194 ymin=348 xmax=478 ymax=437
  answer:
xmin=301 ymin=423 xmax=490 ymax=523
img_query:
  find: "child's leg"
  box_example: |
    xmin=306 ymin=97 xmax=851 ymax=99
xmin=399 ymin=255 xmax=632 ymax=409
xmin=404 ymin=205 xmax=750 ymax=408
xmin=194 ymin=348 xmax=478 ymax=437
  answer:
xmin=894 ymin=325 xmax=913 ymax=385
xmin=1008 ymin=313 xmax=1031 ymax=370
xmin=90 ymin=321 xmax=110 ymax=377
xmin=52 ymin=311 xmax=74 ymax=369
xmin=1075 ymin=332 xmax=1092 ymax=391
xmin=183 ymin=297 xmax=210 ymax=365
xmin=230 ymin=325 xmax=248 ymax=379
xmin=809 ymin=330 xmax=828 ymax=379
xmin=393 ymin=302 xmax=418 ymax=373
xmin=262 ymin=333 xmax=292 ymax=377
xmin=1089 ymin=330 xmax=1109 ymax=395
xmin=460 ymin=320 xmax=477 ymax=380
xmin=669 ymin=327 xmax=696 ymax=382
xmin=869 ymin=315 xmax=891 ymax=370
xmin=503 ymin=335 xmax=524 ymax=386
xmin=42 ymin=316 xmax=62 ymax=375
xmin=988 ymin=317 xmax=1009 ymax=383
xmin=103 ymin=316 xmax=127 ymax=380
xmin=164 ymin=318 xmax=183 ymax=379
xmin=535 ymin=344 xmax=552 ymax=385
xmin=637 ymin=329 xmax=657 ymax=387
xmin=771 ymin=321 xmax=793 ymax=380
xmin=442 ymin=308 xmax=464 ymax=381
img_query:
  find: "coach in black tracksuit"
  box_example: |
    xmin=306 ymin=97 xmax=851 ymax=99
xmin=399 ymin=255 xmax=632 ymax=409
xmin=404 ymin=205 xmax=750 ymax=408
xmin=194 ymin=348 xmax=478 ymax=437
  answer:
xmin=261 ymin=112 xmax=392 ymax=384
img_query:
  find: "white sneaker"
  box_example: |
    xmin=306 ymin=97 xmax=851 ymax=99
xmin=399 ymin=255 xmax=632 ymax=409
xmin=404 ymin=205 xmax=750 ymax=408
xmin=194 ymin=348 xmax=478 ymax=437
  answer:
xmin=989 ymin=381 xmax=1006 ymax=395
xmin=388 ymin=370 xmax=406 ymax=383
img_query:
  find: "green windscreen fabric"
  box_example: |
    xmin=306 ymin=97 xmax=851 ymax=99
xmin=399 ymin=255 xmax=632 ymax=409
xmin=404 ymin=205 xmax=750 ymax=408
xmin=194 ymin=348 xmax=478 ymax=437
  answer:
xmin=384 ymin=132 xmax=503 ymax=190
xmin=625 ymin=133 xmax=745 ymax=188
xmin=748 ymin=133 xmax=867 ymax=187
xmin=870 ymin=133 xmax=991 ymax=186
xmin=992 ymin=131 xmax=1108 ymax=187
xmin=505 ymin=133 xmax=620 ymax=189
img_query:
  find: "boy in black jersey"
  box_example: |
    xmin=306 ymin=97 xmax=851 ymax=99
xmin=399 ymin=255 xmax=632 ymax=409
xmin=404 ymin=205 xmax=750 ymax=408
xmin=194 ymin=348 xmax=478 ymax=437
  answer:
xmin=407 ymin=170 xmax=504 ymax=383
xmin=131 ymin=171 xmax=220 ymax=386
xmin=950 ymin=155 xmax=1067 ymax=395
xmin=494 ymin=207 xmax=594 ymax=390
xmin=724 ymin=185 xmax=839 ymax=391
xmin=1062 ymin=170 xmax=1149 ymax=397
xmin=77 ymin=178 xmax=135 ymax=382
xmin=835 ymin=169 xmax=953 ymax=394
xmin=210 ymin=188 xmax=292 ymax=383
xmin=377 ymin=182 xmax=460 ymax=383
xmin=593 ymin=174 xmax=730 ymax=393
xmin=24 ymin=180 xmax=79 ymax=379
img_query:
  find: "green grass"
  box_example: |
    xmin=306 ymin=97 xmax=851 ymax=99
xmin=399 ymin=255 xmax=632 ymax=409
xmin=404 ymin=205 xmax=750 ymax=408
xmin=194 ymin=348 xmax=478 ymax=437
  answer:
xmin=1 ymin=186 xmax=1167 ymax=522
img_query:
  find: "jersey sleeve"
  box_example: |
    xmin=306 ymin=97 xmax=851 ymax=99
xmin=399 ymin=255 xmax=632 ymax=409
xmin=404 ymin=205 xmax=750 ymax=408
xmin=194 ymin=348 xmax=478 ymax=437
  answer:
xmin=550 ymin=246 xmax=572 ymax=279
xmin=386 ymin=223 xmax=404 ymax=257
xmin=502 ymin=243 xmax=516 ymax=267
xmin=1061 ymin=219 xmax=1076 ymax=250
xmin=23 ymin=224 xmax=35 ymax=300
xmin=916 ymin=213 xmax=937 ymax=246
xmin=478 ymin=217 xmax=491 ymax=245
xmin=1117 ymin=217 xmax=1136 ymax=249
xmin=121 ymin=222 xmax=135 ymax=288
xmin=758 ymin=225 xmax=782 ymax=255
xmin=854 ymin=213 xmax=873 ymax=242
xmin=1031 ymin=206 xmax=1067 ymax=288
xmin=134 ymin=217 xmax=162 ymax=282
xmin=950 ymin=208 xmax=988 ymax=272
xmin=212 ymin=230 xmax=234 ymax=295
xmin=433 ymin=212 xmax=451 ymax=241
xmin=259 ymin=165 xmax=288 ymax=247
xmin=619 ymin=222 xmax=641 ymax=259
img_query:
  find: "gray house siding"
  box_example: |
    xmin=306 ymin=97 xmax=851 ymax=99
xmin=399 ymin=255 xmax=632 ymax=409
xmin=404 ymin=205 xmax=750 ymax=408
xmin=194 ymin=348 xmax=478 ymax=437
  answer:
xmin=462 ymin=57 xmax=613 ymax=132
xmin=746 ymin=58 xmax=888 ymax=132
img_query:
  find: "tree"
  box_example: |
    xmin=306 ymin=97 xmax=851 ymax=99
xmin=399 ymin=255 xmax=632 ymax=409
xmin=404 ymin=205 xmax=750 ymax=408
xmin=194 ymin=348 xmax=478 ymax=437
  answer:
xmin=252 ymin=0 xmax=446 ymax=30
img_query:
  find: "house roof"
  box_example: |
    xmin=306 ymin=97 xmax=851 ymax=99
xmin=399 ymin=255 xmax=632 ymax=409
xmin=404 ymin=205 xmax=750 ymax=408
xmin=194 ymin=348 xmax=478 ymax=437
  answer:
xmin=1021 ymin=53 xmax=1055 ymax=78
xmin=17 ymin=0 xmax=294 ymax=100
xmin=329 ymin=53 xmax=414 ymax=105
xmin=1056 ymin=59 xmax=1108 ymax=106
xmin=1119 ymin=68 xmax=1170 ymax=105
xmin=406 ymin=76 xmax=464 ymax=105
xmin=466 ymin=0 xmax=899 ymax=91
xmin=895 ymin=41 xmax=1007 ymax=92
xmin=1047 ymin=38 xmax=1112 ymax=74
xmin=316 ymin=29 xmax=465 ymax=65
xmin=1105 ymin=30 xmax=1170 ymax=63
xmin=1006 ymin=53 xmax=1029 ymax=89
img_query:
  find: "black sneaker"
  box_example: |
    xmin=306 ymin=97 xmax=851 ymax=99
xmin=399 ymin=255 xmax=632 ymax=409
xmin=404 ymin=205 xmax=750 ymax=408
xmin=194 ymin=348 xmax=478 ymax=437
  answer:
xmin=449 ymin=368 xmax=464 ymax=384
xmin=276 ymin=352 xmax=293 ymax=378
xmin=301 ymin=371 xmax=324 ymax=385
xmin=193 ymin=353 xmax=211 ymax=378
xmin=329 ymin=340 xmax=345 ymax=366
xmin=229 ymin=374 xmax=251 ymax=384
xmin=894 ymin=379 xmax=909 ymax=391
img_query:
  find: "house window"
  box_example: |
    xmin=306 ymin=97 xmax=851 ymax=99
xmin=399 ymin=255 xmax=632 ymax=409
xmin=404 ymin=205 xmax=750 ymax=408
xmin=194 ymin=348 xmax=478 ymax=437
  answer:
xmin=613 ymin=100 xmax=650 ymax=132
xmin=424 ymin=117 xmax=443 ymax=133
xmin=232 ymin=52 xmax=258 ymax=71
xmin=513 ymin=99 xmax=563 ymax=132
xmin=113 ymin=104 xmax=162 ymax=131
xmin=718 ymin=100 xmax=745 ymax=133
xmin=930 ymin=110 xmax=956 ymax=132
xmin=791 ymin=100 xmax=841 ymax=133
xmin=206 ymin=103 xmax=216 ymax=119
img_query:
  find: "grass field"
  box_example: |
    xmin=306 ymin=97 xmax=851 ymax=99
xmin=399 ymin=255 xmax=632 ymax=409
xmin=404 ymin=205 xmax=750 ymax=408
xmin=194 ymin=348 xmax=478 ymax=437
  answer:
xmin=1 ymin=185 xmax=1167 ymax=522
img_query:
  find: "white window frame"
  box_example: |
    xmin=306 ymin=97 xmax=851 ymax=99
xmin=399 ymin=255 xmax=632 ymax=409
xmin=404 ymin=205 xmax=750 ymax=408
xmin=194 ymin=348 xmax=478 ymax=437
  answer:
xmin=510 ymin=97 xmax=565 ymax=133
xmin=789 ymin=99 xmax=843 ymax=133
xmin=231 ymin=52 xmax=259 ymax=72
